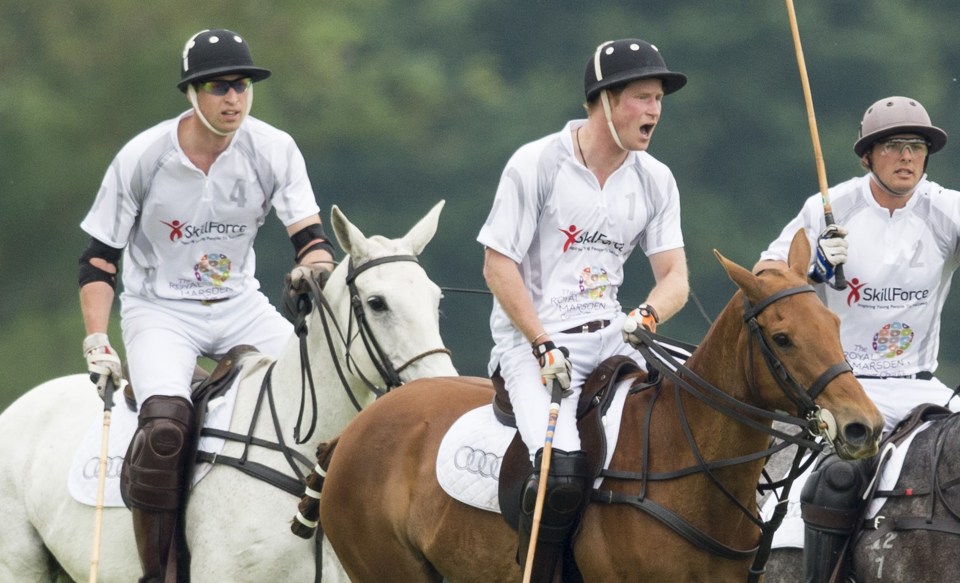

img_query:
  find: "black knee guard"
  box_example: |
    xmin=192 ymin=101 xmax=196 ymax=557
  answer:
xmin=800 ymin=454 xmax=872 ymax=583
xmin=121 ymin=396 xmax=195 ymax=512
xmin=801 ymin=454 xmax=871 ymax=534
xmin=518 ymin=449 xmax=590 ymax=582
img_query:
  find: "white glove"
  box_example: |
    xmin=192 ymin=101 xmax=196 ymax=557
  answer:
xmin=532 ymin=341 xmax=572 ymax=397
xmin=810 ymin=225 xmax=849 ymax=283
xmin=622 ymin=304 xmax=659 ymax=347
xmin=289 ymin=264 xmax=332 ymax=293
xmin=82 ymin=333 xmax=121 ymax=399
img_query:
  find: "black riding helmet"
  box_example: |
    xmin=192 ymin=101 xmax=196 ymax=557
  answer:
xmin=178 ymin=29 xmax=271 ymax=92
xmin=584 ymin=39 xmax=687 ymax=101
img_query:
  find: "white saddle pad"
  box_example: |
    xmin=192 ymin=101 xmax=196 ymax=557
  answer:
xmin=67 ymin=376 xmax=241 ymax=507
xmin=436 ymin=381 xmax=631 ymax=513
xmin=761 ymin=421 xmax=930 ymax=549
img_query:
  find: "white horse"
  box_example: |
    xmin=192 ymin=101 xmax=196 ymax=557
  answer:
xmin=0 ymin=201 xmax=457 ymax=582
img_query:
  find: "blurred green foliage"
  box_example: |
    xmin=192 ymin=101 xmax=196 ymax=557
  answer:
xmin=3 ymin=0 xmax=960 ymax=410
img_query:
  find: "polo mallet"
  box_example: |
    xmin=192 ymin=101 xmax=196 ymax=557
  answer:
xmin=522 ymin=376 xmax=565 ymax=583
xmin=88 ymin=375 xmax=116 ymax=583
xmin=786 ymin=0 xmax=847 ymax=290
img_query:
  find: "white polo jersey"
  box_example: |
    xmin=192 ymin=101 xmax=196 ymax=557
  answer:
xmin=478 ymin=120 xmax=684 ymax=371
xmin=760 ymin=174 xmax=960 ymax=377
xmin=81 ymin=110 xmax=320 ymax=302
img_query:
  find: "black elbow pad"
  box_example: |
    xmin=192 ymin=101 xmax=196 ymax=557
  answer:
xmin=79 ymin=238 xmax=122 ymax=289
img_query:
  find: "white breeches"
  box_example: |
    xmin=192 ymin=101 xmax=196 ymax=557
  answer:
xmin=860 ymin=377 xmax=960 ymax=434
xmin=121 ymin=291 xmax=292 ymax=404
xmin=500 ymin=312 xmax=642 ymax=457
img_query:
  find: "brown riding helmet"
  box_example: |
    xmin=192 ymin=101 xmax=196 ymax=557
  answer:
xmin=854 ymin=96 xmax=947 ymax=157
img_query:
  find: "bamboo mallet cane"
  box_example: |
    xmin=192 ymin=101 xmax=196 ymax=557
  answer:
xmin=785 ymin=0 xmax=847 ymax=290
xmin=88 ymin=375 xmax=117 ymax=583
xmin=522 ymin=376 xmax=564 ymax=583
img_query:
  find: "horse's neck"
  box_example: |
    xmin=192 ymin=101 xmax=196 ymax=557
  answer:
xmin=647 ymin=298 xmax=772 ymax=496
xmin=268 ymin=297 xmax=378 ymax=441
xmin=684 ymin=296 xmax=752 ymax=405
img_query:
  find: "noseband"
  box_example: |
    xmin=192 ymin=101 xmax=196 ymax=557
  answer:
xmin=594 ymin=283 xmax=855 ymax=567
xmin=742 ymin=284 xmax=852 ymax=440
xmin=284 ymin=254 xmax=451 ymax=444
xmin=345 ymin=255 xmax=453 ymax=390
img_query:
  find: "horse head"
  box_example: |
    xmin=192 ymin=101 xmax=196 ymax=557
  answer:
xmin=316 ymin=200 xmax=458 ymax=395
xmin=711 ymin=228 xmax=883 ymax=460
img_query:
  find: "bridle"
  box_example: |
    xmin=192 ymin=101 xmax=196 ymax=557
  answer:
xmin=192 ymin=253 xmax=452 ymax=583
xmin=345 ymin=255 xmax=453 ymax=388
xmin=286 ymin=254 xmax=452 ymax=444
xmin=742 ymin=284 xmax=851 ymax=443
xmin=596 ymin=283 xmax=854 ymax=573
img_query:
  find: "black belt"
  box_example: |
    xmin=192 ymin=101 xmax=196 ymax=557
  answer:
xmin=559 ymin=320 xmax=611 ymax=334
xmin=857 ymin=371 xmax=933 ymax=380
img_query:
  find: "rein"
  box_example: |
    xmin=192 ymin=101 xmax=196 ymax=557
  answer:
xmin=199 ymin=253 xmax=453 ymax=488
xmin=285 ymin=255 xmax=452 ymax=443
xmin=345 ymin=255 xmax=453 ymax=391
xmin=592 ymin=284 xmax=847 ymax=571
xmin=742 ymin=285 xmax=851 ymax=437
xmin=196 ymin=254 xmax=449 ymax=583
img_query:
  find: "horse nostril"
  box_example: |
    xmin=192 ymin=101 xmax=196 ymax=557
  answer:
xmin=842 ymin=422 xmax=868 ymax=446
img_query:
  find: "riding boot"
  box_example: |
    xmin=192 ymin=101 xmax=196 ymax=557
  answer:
xmin=131 ymin=507 xmax=179 ymax=583
xmin=517 ymin=448 xmax=590 ymax=583
xmin=120 ymin=395 xmax=195 ymax=583
xmin=800 ymin=454 xmax=872 ymax=583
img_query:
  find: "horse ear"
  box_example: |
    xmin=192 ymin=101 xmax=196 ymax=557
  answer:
xmin=329 ymin=204 xmax=371 ymax=260
xmin=401 ymin=200 xmax=445 ymax=256
xmin=786 ymin=228 xmax=812 ymax=278
xmin=714 ymin=249 xmax=762 ymax=297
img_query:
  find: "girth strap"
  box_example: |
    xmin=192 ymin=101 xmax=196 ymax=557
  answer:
xmin=195 ymin=362 xmax=314 ymax=498
xmin=866 ymin=515 xmax=960 ymax=536
xmin=195 ymin=450 xmax=306 ymax=497
xmin=591 ymin=490 xmax=758 ymax=561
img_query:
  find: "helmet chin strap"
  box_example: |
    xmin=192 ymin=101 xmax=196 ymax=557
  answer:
xmin=186 ymin=84 xmax=253 ymax=138
xmin=865 ymin=150 xmax=929 ymax=198
xmin=869 ymin=171 xmax=916 ymax=197
xmin=599 ymin=89 xmax=626 ymax=151
xmin=591 ymin=43 xmax=626 ymax=152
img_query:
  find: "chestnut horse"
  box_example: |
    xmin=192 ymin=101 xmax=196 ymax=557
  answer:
xmin=312 ymin=230 xmax=884 ymax=582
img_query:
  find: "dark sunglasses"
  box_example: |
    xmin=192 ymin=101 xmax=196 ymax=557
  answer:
xmin=197 ymin=78 xmax=252 ymax=96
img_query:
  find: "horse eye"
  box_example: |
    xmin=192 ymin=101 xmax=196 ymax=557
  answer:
xmin=772 ymin=333 xmax=792 ymax=348
xmin=366 ymin=296 xmax=388 ymax=312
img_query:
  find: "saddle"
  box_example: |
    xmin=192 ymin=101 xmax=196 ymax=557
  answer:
xmin=121 ymin=344 xmax=258 ymax=491
xmin=859 ymin=403 xmax=959 ymax=538
xmin=121 ymin=345 xmax=254 ymax=413
xmin=493 ymin=355 xmax=652 ymax=529
xmin=881 ymin=402 xmax=953 ymax=449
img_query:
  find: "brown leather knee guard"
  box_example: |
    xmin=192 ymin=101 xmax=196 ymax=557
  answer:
xmin=121 ymin=396 xmax=196 ymax=512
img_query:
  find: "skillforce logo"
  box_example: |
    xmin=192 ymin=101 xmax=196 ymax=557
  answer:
xmin=845 ymin=277 xmax=930 ymax=307
xmin=160 ymin=219 xmax=248 ymax=242
xmin=558 ymin=224 xmax=625 ymax=254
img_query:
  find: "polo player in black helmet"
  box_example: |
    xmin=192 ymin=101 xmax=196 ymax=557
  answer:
xmin=79 ymin=28 xmax=334 ymax=582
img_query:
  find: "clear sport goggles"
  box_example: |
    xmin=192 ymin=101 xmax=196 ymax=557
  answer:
xmin=197 ymin=77 xmax=252 ymax=96
xmin=878 ymin=138 xmax=929 ymax=157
